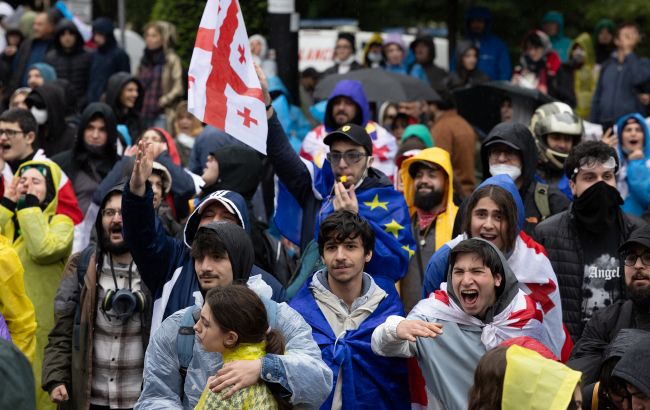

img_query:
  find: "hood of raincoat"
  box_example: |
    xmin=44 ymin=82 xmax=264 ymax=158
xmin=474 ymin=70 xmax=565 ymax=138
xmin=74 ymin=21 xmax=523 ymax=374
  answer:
xmin=615 ymin=112 xmax=650 ymax=161
xmin=400 ymin=147 xmax=458 ymax=252
xmin=15 ymin=159 xmax=63 ymax=217
xmin=323 ymin=79 xmax=370 ymax=132
xmin=474 ymin=174 xmax=526 ymax=235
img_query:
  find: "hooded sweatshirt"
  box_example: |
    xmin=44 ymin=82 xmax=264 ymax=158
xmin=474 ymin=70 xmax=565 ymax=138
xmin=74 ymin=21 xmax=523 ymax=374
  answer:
xmin=612 ymin=333 xmax=650 ymax=403
xmin=105 ymin=72 xmax=144 ymax=145
xmin=615 ymin=113 xmax=650 ymax=217
xmin=399 ymin=147 xmax=458 ymax=312
xmin=0 ymin=159 xmax=73 ymax=410
xmin=372 ymin=238 xmax=547 ymax=410
xmin=409 ymin=35 xmax=447 ymax=90
xmin=202 ymin=145 xmax=262 ymax=201
xmin=480 ymin=122 xmax=570 ymax=234
xmin=44 ymin=19 xmax=91 ymax=105
xmin=455 ymin=6 xmax=511 ymax=81
xmin=446 ymin=40 xmax=489 ymax=90
xmin=424 ymin=175 xmax=568 ymax=359
xmin=52 ymin=102 xmax=119 ymax=213
xmin=87 ymin=17 xmax=131 ymax=104
xmin=122 ymin=186 xmax=285 ymax=338
xmin=26 ymin=82 xmax=77 ymax=157
xmin=541 ymin=11 xmax=573 ymax=63
xmin=300 ymin=79 xmax=397 ymax=178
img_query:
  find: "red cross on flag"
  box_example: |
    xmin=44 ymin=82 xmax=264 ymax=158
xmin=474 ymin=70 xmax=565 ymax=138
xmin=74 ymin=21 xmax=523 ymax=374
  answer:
xmin=188 ymin=0 xmax=267 ymax=154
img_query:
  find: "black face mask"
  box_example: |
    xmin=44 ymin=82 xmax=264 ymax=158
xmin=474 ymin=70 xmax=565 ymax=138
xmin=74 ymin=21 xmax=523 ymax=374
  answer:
xmin=572 ymin=181 xmax=623 ymax=232
xmin=414 ymin=186 xmax=444 ymax=211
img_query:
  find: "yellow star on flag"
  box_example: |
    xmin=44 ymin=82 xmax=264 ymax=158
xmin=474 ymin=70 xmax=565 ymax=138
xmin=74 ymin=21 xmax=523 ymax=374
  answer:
xmin=402 ymin=245 xmax=415 ymax=257
xmin=364 ymin=194 xmax=389 ymax=211
xmin=384 ymin=219 xmax=404 ymax=238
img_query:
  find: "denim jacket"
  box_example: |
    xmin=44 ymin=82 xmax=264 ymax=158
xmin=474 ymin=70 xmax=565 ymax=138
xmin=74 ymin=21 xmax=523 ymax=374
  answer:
xmin=134 ymin=297 xmax=333 ymax=409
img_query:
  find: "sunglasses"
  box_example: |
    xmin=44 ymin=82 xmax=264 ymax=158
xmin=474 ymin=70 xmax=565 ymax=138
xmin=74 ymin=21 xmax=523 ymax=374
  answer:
xmin=327 ymin=150 xmax=368 ymax=165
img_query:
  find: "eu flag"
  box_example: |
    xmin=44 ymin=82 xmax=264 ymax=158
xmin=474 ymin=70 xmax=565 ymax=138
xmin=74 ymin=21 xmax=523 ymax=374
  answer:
xmin=275 ymin=160 xmax=415 ymax=293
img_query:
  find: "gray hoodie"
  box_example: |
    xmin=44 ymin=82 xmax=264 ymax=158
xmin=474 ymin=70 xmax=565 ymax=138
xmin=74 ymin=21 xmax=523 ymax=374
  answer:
xmin=372 ymin=238 xmax=530 ymax=410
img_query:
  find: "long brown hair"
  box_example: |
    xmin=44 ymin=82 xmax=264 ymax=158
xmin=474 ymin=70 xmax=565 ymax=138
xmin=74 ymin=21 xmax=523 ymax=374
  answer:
xmin=467 ymin=346 xmax=508 ymax=410
xmin=461 ymin=185 xmax=519 ymax=253
xmin=204 ymin=285 xmax=290 ymax=408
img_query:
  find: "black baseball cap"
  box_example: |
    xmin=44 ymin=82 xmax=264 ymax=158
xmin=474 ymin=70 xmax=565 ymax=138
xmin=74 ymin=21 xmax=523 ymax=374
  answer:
xmin=323 ymin=123 xmax=373 ymax=156
xmin=619 ymin=225 xmax=650 ymax=253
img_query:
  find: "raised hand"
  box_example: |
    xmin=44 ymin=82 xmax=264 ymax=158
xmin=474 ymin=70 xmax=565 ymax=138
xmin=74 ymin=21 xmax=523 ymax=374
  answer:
xmin=129 ymin=140 xmax=154 ymax=197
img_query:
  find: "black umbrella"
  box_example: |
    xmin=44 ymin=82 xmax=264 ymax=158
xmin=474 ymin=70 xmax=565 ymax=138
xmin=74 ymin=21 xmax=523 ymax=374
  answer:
xmin=453 ymin=81 xmax=556 ymax=135
xmin=314 ymin=68 xmax=440 ymax=102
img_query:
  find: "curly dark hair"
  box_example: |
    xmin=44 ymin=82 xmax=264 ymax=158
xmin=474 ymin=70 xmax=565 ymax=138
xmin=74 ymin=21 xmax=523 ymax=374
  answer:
xmin=318 ymin=210 xmax=375 ymax=256
xmin=563 ymin=140 xmax=619 ymax=180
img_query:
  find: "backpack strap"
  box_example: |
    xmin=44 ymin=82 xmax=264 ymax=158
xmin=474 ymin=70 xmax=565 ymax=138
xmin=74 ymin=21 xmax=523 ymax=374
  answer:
xmin=177 ymin=306 xmax=199 ymax=397
xmin=534 ymin=182 xmax=551 ymax=221
xmin=73 ymin=245 xmax=96 ymax=350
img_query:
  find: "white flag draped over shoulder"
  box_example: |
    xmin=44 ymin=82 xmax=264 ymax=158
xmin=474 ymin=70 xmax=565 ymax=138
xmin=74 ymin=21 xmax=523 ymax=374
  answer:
xmin=188 ymin=0 xmax=267 ymax=154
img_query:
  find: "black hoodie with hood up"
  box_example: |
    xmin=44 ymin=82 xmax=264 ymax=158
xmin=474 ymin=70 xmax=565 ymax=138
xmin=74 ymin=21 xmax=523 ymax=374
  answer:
xmin=105 ymin=72 xmax=144 ymax=145
xmin=480 ymin=122 xmax=570 ymax=234
xmin=44 ymin=19 xmax=92 ymax=106
xmin=52 ymin=102 xmax=119 ymax=212
xmin=25 ymin=82 xmax=77 ymax=157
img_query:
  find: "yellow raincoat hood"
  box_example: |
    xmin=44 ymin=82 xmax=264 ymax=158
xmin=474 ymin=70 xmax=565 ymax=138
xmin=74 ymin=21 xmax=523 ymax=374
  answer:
xmin=400 ymin=147 xmax=458 ymax=251
xmin=502 ymin=345 xmax=581 ymax=410
xmin=571 ymin=32 xmax=597 ymax=119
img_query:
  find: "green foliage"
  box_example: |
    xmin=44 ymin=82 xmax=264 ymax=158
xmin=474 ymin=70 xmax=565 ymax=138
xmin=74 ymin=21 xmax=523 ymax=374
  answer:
xmin=151 ymin=0 xmax=205 ymax=68
xmin=149 ymin=0 xmax=267 ymax=69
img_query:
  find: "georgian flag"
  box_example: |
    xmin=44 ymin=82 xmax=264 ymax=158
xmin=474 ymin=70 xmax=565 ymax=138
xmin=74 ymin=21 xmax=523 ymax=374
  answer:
xmin=188 ymin=0 xmax=267 ymax=154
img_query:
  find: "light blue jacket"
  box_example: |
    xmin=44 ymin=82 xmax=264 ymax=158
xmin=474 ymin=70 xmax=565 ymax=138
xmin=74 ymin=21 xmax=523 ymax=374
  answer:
xmin=134 ymin=296 xmax=333 ymax=409
xmin=616 ymin=113 xmax=650 ymax=217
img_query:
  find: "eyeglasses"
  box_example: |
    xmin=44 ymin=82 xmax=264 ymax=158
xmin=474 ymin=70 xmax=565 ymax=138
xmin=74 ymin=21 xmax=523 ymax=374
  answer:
xmin=101 ymin=208 xmax=122 ymax=218
xmin=327 ymin=150 xmax=368 ymax=165
xmin=0 ymin=129 xmax=24 ymax=138
xmin=623 ymin=252 xmax=650 ymax=266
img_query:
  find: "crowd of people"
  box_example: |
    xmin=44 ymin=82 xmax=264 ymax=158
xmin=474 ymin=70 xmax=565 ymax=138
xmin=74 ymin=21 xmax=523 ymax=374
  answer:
xmin=0 ymin=2 xmax=650 ymax=410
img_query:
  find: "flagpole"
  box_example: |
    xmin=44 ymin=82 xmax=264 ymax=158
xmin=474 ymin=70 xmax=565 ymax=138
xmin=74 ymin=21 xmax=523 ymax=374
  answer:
xmin=268 ymin=0 xmax=299 ymax=103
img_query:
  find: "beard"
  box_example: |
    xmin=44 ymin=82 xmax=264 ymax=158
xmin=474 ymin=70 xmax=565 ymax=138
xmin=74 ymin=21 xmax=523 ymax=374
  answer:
xmin=413 ymin=185 xmax=444 ymax=211
xmin=101 ymin=225 xmax=129 ymax=255
xmin=628 ymin=281 xmax=650 ymax=309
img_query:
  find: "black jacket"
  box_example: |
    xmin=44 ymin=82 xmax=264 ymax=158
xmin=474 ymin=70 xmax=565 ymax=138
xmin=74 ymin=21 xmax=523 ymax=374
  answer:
xmin=105 ymin=72 xmax=144 ymax=144
xmin=409 ymin=35 xmax=448 ymax=91
xmin=26 ymin=83 xmax=77 ymax=157
xmin=44 ymin=20 xmax=92 ymax=108
xmin=52 ymin=102 xmax=119 ymax=211
xmin=480 ymin=122 xmax=569 ymax=235
xmin=534 ymin=208 xmax=647 ymax=341
xmin=568 ymin=300 xmax=650 ymax=384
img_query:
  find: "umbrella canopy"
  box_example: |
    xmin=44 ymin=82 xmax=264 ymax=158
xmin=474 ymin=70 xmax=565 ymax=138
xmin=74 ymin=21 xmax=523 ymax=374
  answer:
xmin=314 ymin=68 xmax=440 ymax=103
xmin=454 ymin=81 xmax=555 ymax=135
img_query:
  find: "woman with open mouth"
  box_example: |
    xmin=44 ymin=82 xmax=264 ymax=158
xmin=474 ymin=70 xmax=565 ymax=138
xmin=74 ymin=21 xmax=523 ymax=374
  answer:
xmin=423 ymin=174 xmax=568 ymax=361
xmin=612 ymin=113 xmax=650 ymax=218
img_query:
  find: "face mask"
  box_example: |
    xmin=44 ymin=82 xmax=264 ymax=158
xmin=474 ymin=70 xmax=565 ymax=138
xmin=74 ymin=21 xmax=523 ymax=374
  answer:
xmin=573 ymin=181 xmax=623 ymax=232
xmin=368 ymin=52 xmax=383 ymax=63
xmin=30 ymin=107 xmax=48 ymax=125
xmin=489 ymin=164 xmax=522 ymax=181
